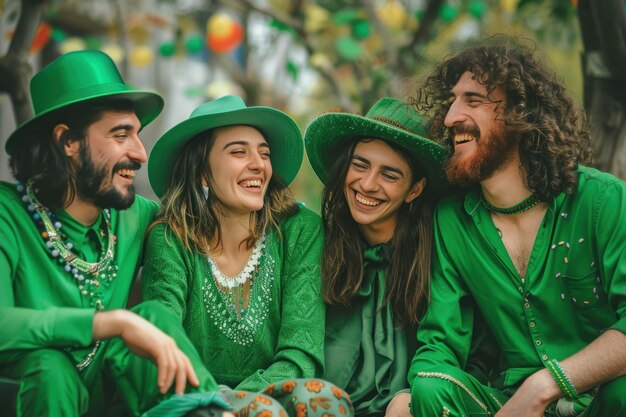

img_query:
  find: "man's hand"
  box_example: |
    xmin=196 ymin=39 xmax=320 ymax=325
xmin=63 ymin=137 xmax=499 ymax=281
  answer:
xmin=93 ymin=309 xmax=199 ymax=394
xmin=494 ymin=369 xmax=558 ymax=417
xmin=385 ymin=392 xmax=412 ymax=417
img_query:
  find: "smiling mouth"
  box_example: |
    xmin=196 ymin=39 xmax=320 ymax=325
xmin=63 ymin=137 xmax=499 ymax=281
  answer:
xmin=117 ymin=168 xmax=136 ymax=179
xmin=239 ymin=179 xmax=263 ymax=189
xmin=355 ymin=192 xmax=382 ymax=207
xmin=453 ymin=133 xmax=475 ymax=145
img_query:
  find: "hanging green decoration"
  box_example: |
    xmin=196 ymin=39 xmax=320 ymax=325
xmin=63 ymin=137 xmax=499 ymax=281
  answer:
xmin=438 ymin=4 xmax=459 ymax=23
xmin=336 ymin=36 xmax=363 ymax=60
xmin=286 ymin=60 xmax=299 ymax=80
xmin=333 ymin=9 xmax=360 ymax=25
xmin=468 ymin=0 xmax=488 ymax=19
xmin=351 ymin=19 xmax=371 ymax=40
xmin=185 ymin=36 xmax=204 ymax=54
xmin=159 ymin=41 xmax=176 ymax=57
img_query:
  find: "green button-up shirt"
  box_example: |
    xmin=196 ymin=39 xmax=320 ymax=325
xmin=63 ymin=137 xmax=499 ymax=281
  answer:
xmin=0 ymin=181 xmax=158 ymax=365
xmin=409 ymin=166 xmax=626 ymax=391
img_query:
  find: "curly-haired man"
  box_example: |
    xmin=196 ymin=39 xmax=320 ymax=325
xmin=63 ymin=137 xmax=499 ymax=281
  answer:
xmin=409 ymin=37 xmax=626 ymax=416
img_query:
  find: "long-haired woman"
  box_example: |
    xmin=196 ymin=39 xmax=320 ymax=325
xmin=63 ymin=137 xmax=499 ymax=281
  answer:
xmin=305 ymin=97 xmax=449 ymax=417
xmin=142 ymin=95 xmax=352 ymax=417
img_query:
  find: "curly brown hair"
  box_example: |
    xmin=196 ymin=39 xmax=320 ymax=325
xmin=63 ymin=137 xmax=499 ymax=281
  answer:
xmin=412 ymin=37 xmax=593 ymax=200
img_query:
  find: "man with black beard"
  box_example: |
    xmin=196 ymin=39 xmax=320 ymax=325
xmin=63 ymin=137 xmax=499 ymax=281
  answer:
xmin=408 ymin=38 xmax=626 ymax=416
xmin=0 ymin=51 xmax=232 ymax=417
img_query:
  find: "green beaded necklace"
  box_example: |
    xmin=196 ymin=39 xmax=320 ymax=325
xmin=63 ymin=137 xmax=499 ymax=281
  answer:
xmin=22 ymin=181 xmax=120 ymax=370
xmin=23 ymin=181 xmax=118 ymax=310
xmin=480 ymin=191 xmax=539 ymax=215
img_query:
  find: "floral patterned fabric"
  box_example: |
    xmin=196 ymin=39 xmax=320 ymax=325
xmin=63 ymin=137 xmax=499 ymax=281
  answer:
xmin=222 ymin=378 xmax=353 ymax=417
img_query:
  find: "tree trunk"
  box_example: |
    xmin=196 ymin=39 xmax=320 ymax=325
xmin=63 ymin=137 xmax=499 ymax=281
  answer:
xmin=578 ymin=0 xmax=626 ymax=179
xmin=0 ymin=0 xmax=47 ymax=125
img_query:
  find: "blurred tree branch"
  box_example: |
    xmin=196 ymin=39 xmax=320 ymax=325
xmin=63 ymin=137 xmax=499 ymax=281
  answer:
xmin=0 ymin=0 xmax=46 ymax=125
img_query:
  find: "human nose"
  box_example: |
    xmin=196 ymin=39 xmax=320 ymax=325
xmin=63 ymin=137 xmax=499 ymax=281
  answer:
xmin=444 ymin=100 xmax=465 ymax=128
xmin=360 ymin=171 xmax=379 ymax=192
xmin=129 ymin=135 xmax=148 ymax=164
xmin=247 ymin=151 xmax=266 ymax=172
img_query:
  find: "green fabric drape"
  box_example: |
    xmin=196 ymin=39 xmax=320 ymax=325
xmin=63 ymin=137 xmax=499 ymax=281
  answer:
xmin=325 ymin=244 xmax=414 ymax=417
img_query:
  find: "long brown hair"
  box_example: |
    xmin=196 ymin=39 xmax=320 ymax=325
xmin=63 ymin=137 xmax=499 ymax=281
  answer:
xmin=413 ymin=37 xmax=593 ymax=200
xmin=321 ymin=139 xmax=434 ymax=326
xmin=158 ymin=129 xmax=298 ymax=253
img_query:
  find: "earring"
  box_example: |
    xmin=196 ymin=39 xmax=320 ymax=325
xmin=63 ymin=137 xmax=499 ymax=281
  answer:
xmin=203 ymin=185 xmax=209 ymax=200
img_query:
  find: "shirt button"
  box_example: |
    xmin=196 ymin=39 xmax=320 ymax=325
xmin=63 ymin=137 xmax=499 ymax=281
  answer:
xmin=542 ymin=355 xmax=548 ymax=361
xmin=536 ymin=340 xmax=542 ymax=346
xmin=525 ymin=303 xmax=531 ymax=309
xmin=518 ymin=287 xmax=524 ymax=293
xmin=529 ymin=322 xmax=536 ymax=327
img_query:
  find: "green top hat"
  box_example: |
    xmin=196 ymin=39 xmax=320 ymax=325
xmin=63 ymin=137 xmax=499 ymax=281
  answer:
xmin=304 ymin=97 xmax=449 ymax=195
xmin=5 ymin=50 xmax=164 ymax=155
xmin=149 ymin=95 xmax=303 ymax=198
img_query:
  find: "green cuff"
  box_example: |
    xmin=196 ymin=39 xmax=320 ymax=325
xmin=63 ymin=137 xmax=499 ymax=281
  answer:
xmin=52 ymin=307 xmax=95 ymax=347
xmin=142 ymin=392 xmax=233 ymax=417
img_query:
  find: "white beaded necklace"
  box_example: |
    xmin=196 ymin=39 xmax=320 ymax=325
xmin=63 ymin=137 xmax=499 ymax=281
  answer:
xmin=208 ymin=234 xmax=265 ymax=289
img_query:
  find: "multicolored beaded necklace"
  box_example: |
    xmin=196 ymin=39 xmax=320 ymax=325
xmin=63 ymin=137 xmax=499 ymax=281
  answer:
xmin=20 ymin=181 xmax=119 ymax=311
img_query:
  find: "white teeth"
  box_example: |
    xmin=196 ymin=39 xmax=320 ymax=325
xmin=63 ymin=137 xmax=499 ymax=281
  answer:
xmin=356 ymin=193 xmax=381 ymax=207
xmin=240 ymin=179 xmax=262 ymax=188
xmin=118 ymin=169 xmax=136 ymax=178
xmin=454 ymin=133 xmax=474 ymax=144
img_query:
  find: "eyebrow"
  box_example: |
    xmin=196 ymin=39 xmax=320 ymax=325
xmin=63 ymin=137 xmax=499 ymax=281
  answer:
xmin=449 ymin=90 xmax=489 ymax=100
xmin=223 ymin=140 xmax=270 ymax=150
xmin=352 ymin=154 xmax=406 ymax=178
xmin=109 ymin=124 xmax=136 ymax=133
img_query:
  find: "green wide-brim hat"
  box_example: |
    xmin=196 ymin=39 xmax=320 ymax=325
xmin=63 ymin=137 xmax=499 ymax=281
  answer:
xmin=149 ymin=95 xmax=303 ymax=198
xmin=304 ymin=97 xmax=449 ymax=196
xmin=5 ymin=50 xmax=164 ymax=155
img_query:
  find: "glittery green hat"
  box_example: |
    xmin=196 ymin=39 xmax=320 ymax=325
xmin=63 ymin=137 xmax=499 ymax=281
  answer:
xmin=304 ymin=97 xmax=449 ymax=193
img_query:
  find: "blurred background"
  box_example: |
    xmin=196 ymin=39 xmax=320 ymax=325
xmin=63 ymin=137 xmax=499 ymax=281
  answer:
xmin=1 ymin=0 xmax=624 ymax=211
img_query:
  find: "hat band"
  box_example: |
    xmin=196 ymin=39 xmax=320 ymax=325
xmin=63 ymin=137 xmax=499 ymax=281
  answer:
xmin=369 ymin=116 xmax=419 ymax=135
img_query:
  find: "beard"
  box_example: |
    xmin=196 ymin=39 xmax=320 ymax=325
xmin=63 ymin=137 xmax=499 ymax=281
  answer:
xmin=74 ymin=144 xmax=141 ymax=210
xmin=444 ymin=122 xmax=516 ymax=188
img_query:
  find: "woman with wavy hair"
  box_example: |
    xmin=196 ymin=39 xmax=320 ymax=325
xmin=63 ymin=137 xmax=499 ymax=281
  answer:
xmin=304 ymin=97 xmax=450 ymax=417
xmin=142 ymin=95 xmax=352 ymax=417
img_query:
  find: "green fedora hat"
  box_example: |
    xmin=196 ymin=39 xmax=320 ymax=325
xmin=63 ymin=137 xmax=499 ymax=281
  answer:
xmin=5 ymin=50 xmax=164 ymax=155
xmin=304 ymin=97 xmax=449 ymax=195
xmin=149 ymin=95 xmax=303 ymax=198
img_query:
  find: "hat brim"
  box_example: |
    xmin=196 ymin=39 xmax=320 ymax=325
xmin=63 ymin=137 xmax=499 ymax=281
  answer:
xmin=5 ymin=90 xmax=164 ymax=155
xmin=305 ymin=112 xmax=449 ymax=195
xmin=149 ymin=107 xmax=303 ymax=198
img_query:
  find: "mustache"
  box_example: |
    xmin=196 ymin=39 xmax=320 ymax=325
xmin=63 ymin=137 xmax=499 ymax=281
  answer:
xmin=112 ymin=160 xmax=142 ymax=173
xmin=450 ymin=123 xmax=480 ymax=137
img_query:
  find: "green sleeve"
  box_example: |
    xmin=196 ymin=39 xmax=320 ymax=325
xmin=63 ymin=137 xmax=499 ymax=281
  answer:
xmin=595 ymin=180 xmax=626 ymax=335
xmin=236 ymin=206 xmax=326 ymax=391
xmin=141 ymin=223 xmax=190 ymax=322
xmin=0 ymin=191 xmax=94 ymax=352
xmin=0 ymin=307 xmax=94 ymax=351
xmin=408 ymin=206 xmax=476 ymax=386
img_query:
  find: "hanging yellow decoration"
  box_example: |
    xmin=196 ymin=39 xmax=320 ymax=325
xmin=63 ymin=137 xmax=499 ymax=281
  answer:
xmin=501 ymin=0 xmax=519 ymax=13
xmin=268 ymin=0 xmax=295 ymax=13
xmin=129 ymin=45 xmax=154 ymax=67
xmin=100 ymin=44 xmax=124 ymax=64
xmin=377 ymin=0 xmax=407 ymax=31
xmin=60 ymin=37 xmax=86 ymax=54
xmin=304 ymin=4 xmax=330 ymax=33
